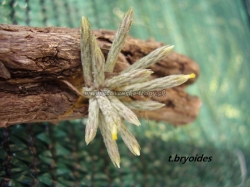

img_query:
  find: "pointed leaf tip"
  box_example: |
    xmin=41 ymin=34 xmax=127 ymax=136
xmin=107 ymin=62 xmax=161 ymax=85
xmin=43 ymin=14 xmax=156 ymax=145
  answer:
xmin=112 ymin=133 xmax=118 ymax=140
xmin=85 ymin=140 xmax=90 ymax=145
xmin=168 ymin=45 xmax=174 ymax=50
xmin=133 ymin=145 xmax=140 ymax=156
xmin=189 ymin=73 xmax=196 ymax=79
xmin=128 ymin=7 xmax=134 ymax=14
xmin=116 ymin=161 xmax=121 ymax=168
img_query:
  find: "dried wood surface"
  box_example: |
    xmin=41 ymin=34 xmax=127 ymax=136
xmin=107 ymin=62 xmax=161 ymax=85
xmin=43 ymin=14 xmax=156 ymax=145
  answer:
xmin=0 ymin=24 xmax=201 ymax=127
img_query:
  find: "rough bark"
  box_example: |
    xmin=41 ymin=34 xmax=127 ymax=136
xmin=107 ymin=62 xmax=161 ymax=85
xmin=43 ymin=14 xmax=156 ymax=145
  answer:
xmin=0 ymin=24 xmax=201 ymax=127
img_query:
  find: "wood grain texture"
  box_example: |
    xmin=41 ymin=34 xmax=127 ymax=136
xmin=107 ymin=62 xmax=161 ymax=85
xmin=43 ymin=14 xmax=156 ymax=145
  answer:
xmin=0 ymin=24 xmax=201 ymax=127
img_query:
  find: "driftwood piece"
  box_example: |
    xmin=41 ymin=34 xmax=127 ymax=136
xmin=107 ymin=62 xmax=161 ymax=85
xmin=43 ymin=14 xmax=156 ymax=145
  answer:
xmin=0 ymin=24 xmax=201 ymax=127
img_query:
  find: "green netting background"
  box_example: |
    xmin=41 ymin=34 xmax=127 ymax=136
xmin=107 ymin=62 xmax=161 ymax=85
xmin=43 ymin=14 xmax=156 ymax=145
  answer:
xmin=1 ymin=0 xmax=250 ymax=186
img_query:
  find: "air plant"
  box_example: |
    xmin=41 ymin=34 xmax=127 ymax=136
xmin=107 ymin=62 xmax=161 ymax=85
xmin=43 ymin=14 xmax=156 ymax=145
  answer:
xmin=79 ymin=7 xmax=195 ymax=168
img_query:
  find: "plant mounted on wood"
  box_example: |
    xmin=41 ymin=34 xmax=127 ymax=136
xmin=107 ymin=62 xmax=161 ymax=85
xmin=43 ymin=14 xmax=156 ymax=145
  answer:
xmin=68 ymin=8 xmax=195 ymax=168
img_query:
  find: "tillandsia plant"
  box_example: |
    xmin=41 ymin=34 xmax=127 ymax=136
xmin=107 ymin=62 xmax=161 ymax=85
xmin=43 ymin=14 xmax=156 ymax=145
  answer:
xmin=78 ymin=8 xmax=195 ymax=168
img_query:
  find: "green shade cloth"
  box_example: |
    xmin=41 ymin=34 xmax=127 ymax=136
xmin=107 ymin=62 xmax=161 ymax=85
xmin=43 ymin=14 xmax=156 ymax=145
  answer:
xmin=0 ymin=0 xmax=250 ymax=186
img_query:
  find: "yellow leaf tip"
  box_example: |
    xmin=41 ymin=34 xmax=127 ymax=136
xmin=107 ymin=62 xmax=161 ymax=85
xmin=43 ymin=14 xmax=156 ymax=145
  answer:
xmin=189 ymin=73 xmax=196 ymax=79
xmin=112 ymin=133 xmax=118 ymax=140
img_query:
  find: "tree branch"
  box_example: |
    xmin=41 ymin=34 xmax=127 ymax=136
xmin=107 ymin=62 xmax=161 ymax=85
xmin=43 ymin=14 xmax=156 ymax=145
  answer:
xmin=0 ymin=24 xmax=201 ymax=127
